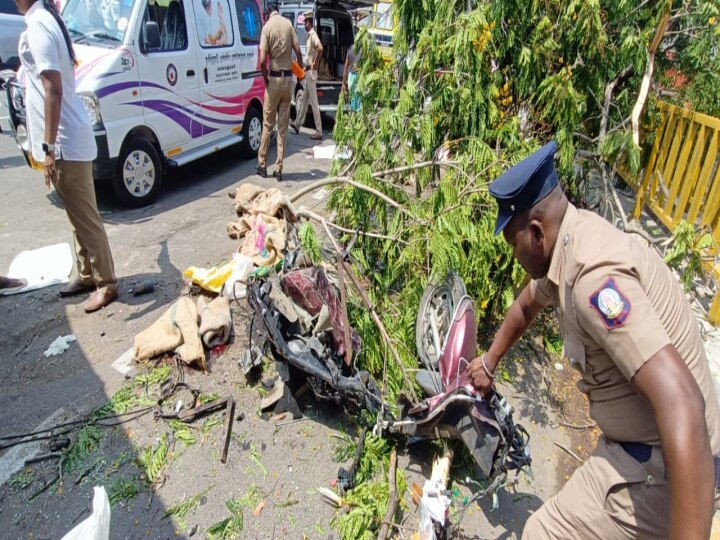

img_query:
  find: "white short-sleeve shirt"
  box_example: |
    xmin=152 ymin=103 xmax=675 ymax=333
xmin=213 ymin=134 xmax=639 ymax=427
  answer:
xmin=18 ymin=1 xmax=96 ymax=162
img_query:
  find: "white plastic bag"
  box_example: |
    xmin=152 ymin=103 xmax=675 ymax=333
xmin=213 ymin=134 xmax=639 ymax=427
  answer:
xmin=61 ymin=486 xmax=111 ymax=540
xmin=222 ymin=253 xmax=255 ymax=300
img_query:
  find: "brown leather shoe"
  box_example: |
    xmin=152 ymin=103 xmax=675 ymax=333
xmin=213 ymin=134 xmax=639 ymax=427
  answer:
xmin=310 ymin=132 xmax=322 ymax=141
xmin=60 ymin=279 xmax=95 ymax=298
xmin=84 ymin=289 xmax=118 ymax=313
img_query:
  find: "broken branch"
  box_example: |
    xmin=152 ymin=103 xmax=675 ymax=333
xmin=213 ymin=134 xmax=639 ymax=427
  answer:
xmin=377 ymin=449 xmax=399 ymax=540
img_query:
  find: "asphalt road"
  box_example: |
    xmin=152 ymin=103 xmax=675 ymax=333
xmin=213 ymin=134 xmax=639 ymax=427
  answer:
xmin=0 ymin=127 xmax=566 ymax=539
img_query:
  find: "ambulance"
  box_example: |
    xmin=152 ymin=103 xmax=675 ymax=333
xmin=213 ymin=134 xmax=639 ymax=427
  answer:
xmin=4 ymin=0 xmax=266 ymax=206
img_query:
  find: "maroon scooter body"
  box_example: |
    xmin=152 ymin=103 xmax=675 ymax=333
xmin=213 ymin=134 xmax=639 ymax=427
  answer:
xmin=438 ymin=296 xmax=476 ymax=393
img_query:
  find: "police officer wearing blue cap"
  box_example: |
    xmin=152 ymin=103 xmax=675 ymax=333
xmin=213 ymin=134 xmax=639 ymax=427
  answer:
xmin=467 ymin=141 xmax=720 ymax=539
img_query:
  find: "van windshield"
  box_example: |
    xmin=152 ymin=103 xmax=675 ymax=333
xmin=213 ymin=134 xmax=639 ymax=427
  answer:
xmin=63 ymin=0 xmax=135 ymax=45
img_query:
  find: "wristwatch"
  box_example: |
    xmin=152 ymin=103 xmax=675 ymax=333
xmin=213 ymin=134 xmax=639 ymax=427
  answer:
xmin=42 ymin=143 xmax=55 ymax=155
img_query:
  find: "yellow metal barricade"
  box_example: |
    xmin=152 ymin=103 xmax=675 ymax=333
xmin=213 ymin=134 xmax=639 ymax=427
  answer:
xmin=631 ymin=102 xmax=720 ymax=323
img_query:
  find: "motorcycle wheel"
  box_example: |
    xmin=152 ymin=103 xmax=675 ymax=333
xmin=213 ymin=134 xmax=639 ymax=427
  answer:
xmin=415 ymin=272 xmax=466 ymax=369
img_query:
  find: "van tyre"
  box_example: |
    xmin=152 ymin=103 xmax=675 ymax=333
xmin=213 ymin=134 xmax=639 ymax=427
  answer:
xmin=114 ymin=137 xmax=162 ymax=207
xmin=242 ymin=106 xmax=263 ymax=157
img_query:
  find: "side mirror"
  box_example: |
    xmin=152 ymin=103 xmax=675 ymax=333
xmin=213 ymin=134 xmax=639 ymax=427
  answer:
xmin=143 ymin=21 xmax=161 ymax=51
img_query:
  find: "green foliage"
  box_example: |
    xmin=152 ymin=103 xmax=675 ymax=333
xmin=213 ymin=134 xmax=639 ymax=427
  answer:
xmin=333 ymin=468 xmax=407 ymax=540
xmin=137 ymin=434 xmax=169 ymax=486
xmin=8 ymin=468 xmax=34 ymax=490
xmin=198 ymin=392 xmax=221 ymax=404
xmin=206 ymin=487 xmax=260 ymax=539
xmin=63 ymin=425 xmax=103 ymax=473
xmin=108 ymin=476 xmax=140 ymax=507
xmin=164 ymin=489 xmax=208 ymax=528
xmin=168 ymin=420 xmax=197 ymax=447
xmin=664 ymin=220 xmax=715 ymax=290
xmin=299 ymin=222 xmax=322 ymax=264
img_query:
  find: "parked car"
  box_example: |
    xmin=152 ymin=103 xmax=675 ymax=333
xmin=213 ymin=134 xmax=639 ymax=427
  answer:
xmin=278 ymin=0 xmax=369 ymax=119
xmin=4 ymin=0 xmax=266 ymax=206
xmin=0 ymin=0 xmax=25 ymax=70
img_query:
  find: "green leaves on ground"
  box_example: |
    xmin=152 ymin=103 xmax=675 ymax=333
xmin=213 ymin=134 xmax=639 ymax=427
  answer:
xmin=63 ymin=425 xmax=103 ymax=473
xmin=206 ymin=486 xmax=261 ymax=539
xmin=108 ymin=476 xmax=140 ymax=507
xmin=137 ymin=434 xmax=169 ymax=486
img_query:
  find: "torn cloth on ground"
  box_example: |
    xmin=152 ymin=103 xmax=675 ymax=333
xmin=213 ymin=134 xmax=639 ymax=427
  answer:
xmin=134 ymin=296 xmax=205 ymax=368
xmin=197 ymin=295 xmax=232 ymax=348
xmin=230 ymin=183 xmax=297 ymax=219
xmin=228 ymin=214 xmax=286 ymax=267
xmin=281 ymin=267 xmax=360 ymax=359
xmin=227 ymin=184 xmax=297 ymax=267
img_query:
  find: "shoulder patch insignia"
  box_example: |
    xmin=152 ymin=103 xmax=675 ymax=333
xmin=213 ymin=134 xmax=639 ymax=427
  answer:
xmin=589 ymin=277 xmax=631 ymax=330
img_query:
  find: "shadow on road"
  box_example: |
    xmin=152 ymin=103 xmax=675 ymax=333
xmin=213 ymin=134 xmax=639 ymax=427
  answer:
xmin=0 ymin=286 xmax=174 ymax=538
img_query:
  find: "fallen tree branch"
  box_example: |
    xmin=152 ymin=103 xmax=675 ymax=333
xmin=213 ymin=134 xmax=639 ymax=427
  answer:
xmin=294 ymin=207 xmax=408 ymax=245
xmin=377 ymin=449 xmax=399 ymax=540
xmin=631 ymin=11 xmax=670 ymax=146
xmin=341 ymin=260 xmax=420 ymax=402
xmin=290 ymin=176 xmax=412 ymax=217
xmin=554 ymin=441 xmax=584 ymax=464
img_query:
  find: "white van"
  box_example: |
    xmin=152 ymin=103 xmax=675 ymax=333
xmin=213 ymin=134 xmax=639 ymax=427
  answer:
xmin=4 ymin=0 xmax=266 ymax=206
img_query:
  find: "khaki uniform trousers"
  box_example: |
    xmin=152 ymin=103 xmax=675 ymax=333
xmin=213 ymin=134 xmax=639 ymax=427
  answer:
xmin=55 ymin=160 xmax=117 ymax=294
xmin=258 ymin=76 xmax=293 ymax=172
xmin=295 ymin=69 xmax=322 ymax=134
xmin=523 ymin=437 xmax=670 ymax=539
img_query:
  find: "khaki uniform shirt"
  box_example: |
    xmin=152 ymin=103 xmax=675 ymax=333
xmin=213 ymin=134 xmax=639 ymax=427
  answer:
xmin=305 ymin=28 xmax=322 ymax=69
xmin=260 ymin=12 xmax=299 ymax=72
xmin=530 ymin=203 xmax=720 ymax=455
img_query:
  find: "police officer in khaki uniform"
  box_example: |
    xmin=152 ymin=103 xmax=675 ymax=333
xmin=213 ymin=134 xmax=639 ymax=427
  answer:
xmin=256 ymin=1 xmax=302 ymax=182
xmin=290 ymin=10 xmax=323 ymax=140
xmin=468 ymin=141 xmax=720 ymax=539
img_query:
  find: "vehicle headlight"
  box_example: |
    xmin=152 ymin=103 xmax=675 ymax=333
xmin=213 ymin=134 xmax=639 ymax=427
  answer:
xmin=78 ymin=92 xmax=102 ymax=126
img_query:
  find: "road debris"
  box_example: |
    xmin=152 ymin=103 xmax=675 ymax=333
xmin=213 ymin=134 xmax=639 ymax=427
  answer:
xmin=44 ymin=334 xmax=77 ymax=357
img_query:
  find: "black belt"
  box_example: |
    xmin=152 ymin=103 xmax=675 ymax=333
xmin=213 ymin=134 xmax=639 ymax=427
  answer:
xmin=269 ymin=69 xmax=292 ymax=77
xmin=621 ymin=442 xmax=720 ymax=489
xmin=620 ymin=442 xmax=652 ymax=463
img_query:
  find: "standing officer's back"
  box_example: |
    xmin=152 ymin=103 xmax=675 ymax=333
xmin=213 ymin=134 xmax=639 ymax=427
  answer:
xmin=256 ymin=2 xmax=302 ymax=181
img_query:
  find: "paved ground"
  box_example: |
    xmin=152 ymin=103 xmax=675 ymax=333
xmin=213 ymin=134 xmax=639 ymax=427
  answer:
xmin=0 ymin=126 xmax=577 ymax=539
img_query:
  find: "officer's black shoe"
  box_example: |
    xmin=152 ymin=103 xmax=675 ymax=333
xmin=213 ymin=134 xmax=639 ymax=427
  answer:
xmin=291 ymin=122 xmax=300 ymax=135
xmin=255 ymin=165 xmax=267 ymax=178
xmin=273 ymin=170 xmax=283 ymax=181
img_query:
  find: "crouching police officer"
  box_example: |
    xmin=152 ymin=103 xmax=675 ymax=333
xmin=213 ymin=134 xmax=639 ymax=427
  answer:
xmin=468 ymin=141 xmax=720 ymax=539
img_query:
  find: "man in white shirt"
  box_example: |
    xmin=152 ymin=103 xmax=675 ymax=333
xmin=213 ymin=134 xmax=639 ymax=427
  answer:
xmin=17 ymin=0 xmax=118 ymax=312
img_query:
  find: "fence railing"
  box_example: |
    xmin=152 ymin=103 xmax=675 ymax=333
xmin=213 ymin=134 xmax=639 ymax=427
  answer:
xmin=628 ymin=101 xmax=720 ymax=323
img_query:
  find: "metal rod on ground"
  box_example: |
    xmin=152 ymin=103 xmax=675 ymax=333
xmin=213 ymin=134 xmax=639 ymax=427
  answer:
xmin=220 ymin=399 xmax=236 ymax=464
xmin=340 ymin=260 xmax=419 ymax=403
xmin=377 ymin=448 xmax=399 ymax=540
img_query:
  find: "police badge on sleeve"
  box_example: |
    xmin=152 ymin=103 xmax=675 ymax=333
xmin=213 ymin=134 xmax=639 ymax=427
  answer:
xmin=589 ymin=277 xmax=631 ymax=329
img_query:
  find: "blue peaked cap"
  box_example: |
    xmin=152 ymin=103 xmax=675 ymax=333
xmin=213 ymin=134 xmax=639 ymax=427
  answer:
xmin=489 ymin=141 xmax=559 ymax=236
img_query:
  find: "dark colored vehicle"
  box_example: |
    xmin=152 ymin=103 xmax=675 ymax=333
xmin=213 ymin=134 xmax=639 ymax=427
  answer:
xmin=277 ymin=0 xmax=368 ymax=117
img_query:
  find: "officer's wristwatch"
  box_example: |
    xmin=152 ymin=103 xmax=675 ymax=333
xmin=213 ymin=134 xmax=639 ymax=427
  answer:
xmin=42 ymin=143 xmax=56 ymax=155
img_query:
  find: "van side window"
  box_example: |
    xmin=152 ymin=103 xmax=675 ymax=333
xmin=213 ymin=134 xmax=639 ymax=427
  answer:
xmin=141 ymin=0 xmax=188 ymax=52
xmin=236 ymin=0 xmax=261 ymax=45
xmin=193 ymin=0 xmax=234 ymax=48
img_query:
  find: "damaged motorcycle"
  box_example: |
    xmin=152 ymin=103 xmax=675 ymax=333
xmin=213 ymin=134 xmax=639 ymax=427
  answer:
xmin=247 ymin=253 xmax=531 ymax=535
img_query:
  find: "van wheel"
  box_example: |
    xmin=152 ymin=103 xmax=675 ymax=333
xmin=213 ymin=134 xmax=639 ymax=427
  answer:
xmin=113 ymin=137 xmax=162 ymax=207
xmin=242 ymin=106 xmax=263 ymax=157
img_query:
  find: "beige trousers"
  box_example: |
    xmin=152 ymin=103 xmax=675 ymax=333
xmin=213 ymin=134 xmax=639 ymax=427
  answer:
xmin=295 ymin=69 xmax=322 ymax=134
xmin=258 ymin=76 xmax=293 ymax=172
xmin=55 ymin=160 xmax=117 ymax=294
xmin=523 ymin=437 xmax=670 ymax=539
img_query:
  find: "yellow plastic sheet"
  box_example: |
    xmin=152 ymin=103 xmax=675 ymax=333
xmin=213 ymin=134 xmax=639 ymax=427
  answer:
xmin=183 ymin=262 xmax=233 ymax=294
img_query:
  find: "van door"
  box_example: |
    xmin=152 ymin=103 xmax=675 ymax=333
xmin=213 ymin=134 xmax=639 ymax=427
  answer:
xmin=136 ymin=0 xmax=200 ymax=152
xmin=191 ymin=0 xmax=244 ymax=140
